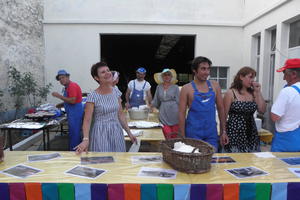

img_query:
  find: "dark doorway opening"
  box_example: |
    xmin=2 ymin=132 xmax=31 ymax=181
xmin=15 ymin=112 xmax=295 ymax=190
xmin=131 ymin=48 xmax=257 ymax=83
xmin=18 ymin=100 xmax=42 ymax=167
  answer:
xmin=100 ymin=34 xmax=195 ymax=98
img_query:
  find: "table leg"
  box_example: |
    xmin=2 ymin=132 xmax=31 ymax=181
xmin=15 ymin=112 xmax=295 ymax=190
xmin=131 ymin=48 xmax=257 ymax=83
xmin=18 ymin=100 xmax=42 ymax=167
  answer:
xmin=47 ymin=128 xmax=50 ymax=150
xmin=61 ymin=124 xmax=63 ymax=136
xmin=8 ymin=130 xmax=13 ymax=151
xmin=43 ymin=130 xmax=46 ymax=150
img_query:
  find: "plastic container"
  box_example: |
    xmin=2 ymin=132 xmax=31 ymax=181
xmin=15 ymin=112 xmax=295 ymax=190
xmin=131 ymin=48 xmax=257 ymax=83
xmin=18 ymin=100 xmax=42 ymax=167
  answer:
xmin=128 ymin=109 xmax=149 ymax=120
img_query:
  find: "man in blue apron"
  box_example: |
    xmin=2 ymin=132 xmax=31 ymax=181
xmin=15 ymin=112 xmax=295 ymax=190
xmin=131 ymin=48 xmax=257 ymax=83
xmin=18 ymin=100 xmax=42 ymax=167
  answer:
xmin=179 ymin=56 xmax=227 ymax=151
xmin=125 ymin=67 xmax=152 ymax=109
xmin=52 ymin=70 xmax=84 ymax=150
xmin=271 ymin=59 xmax=300 ymax=152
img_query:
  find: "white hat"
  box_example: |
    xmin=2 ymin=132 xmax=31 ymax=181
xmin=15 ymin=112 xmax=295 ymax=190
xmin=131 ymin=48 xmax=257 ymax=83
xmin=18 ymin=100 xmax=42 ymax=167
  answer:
xmin=154 ymin=68 xmax=178 ymax=84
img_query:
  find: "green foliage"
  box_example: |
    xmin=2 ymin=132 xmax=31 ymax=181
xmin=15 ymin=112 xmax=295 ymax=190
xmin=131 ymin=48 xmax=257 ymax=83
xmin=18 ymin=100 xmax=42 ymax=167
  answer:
xmin=7 ymin=66 xmax=53 ymax=116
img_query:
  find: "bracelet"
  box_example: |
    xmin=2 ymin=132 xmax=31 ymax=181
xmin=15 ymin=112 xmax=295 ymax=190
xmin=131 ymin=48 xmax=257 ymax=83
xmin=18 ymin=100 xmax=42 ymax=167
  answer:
xmin=83 ymin=137 xmax=89 ymax=141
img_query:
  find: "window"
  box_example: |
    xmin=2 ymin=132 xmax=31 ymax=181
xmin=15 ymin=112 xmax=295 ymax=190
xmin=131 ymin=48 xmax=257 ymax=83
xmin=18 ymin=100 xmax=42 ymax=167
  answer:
xmin=255 ymin=35 xmax=261 ymax=80
xmin=178 ymin=73 xmax=193 ymax=85
xmin=269 ymin=29 xmax=276 ymax=101
xmin=289 ymin=19 xmax=300 ymax=48
xmin=209 ymin=67 xmax=229 ymax=91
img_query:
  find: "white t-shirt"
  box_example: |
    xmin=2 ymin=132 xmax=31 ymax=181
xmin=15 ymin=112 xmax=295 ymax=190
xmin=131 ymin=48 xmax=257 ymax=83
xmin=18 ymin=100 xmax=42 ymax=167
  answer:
xmin=271 ymin=82 xmax=300 ymax=132
xmin=128 ymin=79 xmax=151 ymax=100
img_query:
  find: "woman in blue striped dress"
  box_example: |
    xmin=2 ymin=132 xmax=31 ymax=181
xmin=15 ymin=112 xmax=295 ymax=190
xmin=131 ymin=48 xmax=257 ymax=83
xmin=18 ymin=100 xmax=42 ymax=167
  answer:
xmin=75 ymin=62 xmax=136 ymax=153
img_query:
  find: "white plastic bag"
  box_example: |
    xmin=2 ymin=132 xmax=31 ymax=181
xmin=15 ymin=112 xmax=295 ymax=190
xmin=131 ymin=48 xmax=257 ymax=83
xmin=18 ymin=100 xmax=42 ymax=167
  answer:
xmin=128 ymin=139 xmax=141 ymax=152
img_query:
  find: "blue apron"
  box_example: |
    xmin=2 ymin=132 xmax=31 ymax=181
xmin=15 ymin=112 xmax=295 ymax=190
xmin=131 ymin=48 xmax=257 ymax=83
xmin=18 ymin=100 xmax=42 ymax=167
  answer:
xmin=271 ymin=85 xmax=300 ymax=152
xmin=63 ymin=88 xmax=83 ymax=150
xmin=129 ymin=80 xmax=147 ymax=107
xmin=185 ymin=80 xmax=218 ymax=150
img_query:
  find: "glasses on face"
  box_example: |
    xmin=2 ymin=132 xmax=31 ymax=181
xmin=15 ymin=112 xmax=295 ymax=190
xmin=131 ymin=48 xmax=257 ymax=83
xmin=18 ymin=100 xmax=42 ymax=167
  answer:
xmin=163 ymin=73 xmax=172 ymax=77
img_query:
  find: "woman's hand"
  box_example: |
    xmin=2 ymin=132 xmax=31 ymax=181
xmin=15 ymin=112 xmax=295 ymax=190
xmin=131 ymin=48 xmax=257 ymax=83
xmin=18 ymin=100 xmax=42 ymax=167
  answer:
xmin=252 ymin=82 xmax=261 ymax=93
xmin=74 ymin=140 xmax=89 ymax=155
xmin=220 ymin=132 xmax=229 ymax=146
xmin=125 ymin=102 xmax=131 ymax=110
xmin=128 ymin=133 xmax=137 ymax=144
xmin=0 ymin=149 xmax=3 ymax=162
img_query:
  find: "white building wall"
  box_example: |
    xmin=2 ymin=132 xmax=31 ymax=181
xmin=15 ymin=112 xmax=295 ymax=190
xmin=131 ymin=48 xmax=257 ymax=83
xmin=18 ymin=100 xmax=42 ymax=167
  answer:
xmin=242 ymin=0 xmax=299 ymax=101
xmin=44 ymin=0 xmax=243 ymax=25
xmin=44 ymin=24 xmax=243 ymax=103
xmin=243 ymin=0 xmax=289 ymax=22
xmin=43 ymin=0 xmax=300 ymax=105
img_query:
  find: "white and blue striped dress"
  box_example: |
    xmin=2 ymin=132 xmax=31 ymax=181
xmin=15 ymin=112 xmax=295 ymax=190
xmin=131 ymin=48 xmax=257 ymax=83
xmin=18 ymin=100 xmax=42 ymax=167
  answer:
xmin=87 ymin=88 xmax=125 ymax=152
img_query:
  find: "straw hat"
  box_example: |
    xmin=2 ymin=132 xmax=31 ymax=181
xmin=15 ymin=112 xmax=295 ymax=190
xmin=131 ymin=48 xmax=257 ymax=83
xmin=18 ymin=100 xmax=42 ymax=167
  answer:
xmin=154 ymin=68 xmax=178 ymax=84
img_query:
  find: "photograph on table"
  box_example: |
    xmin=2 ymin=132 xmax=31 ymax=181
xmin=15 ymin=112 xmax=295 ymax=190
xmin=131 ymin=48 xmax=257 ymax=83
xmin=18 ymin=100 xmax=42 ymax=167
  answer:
xmin=1 ymin=164 xmax=43 ymax=179
xmin=28 ymin=152 xmax=62 ymax=162
xmin=131 ymin=155 xmax=162 ymax=164
xmin=279 ymin=157 xmax=300 ymax=165
xmin=81 ymin=156 xmax=114 ymax=165
xmin=211 ymin=156 xmax=236 ymax=164
xmin=138 ymin=167 xmax=177 ymax=179
xmin=288 ymin=168 xmax=300 ymax=178
xmin=225 ymin=166 xmax=268 ymax=179
xmin=65 ymin=165 xmax=107 ymax=179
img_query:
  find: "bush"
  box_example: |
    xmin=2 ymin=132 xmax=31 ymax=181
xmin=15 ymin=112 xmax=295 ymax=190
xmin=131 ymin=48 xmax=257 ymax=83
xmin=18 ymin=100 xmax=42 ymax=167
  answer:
xmin=8 ymin=66 xmax=52 ymax=118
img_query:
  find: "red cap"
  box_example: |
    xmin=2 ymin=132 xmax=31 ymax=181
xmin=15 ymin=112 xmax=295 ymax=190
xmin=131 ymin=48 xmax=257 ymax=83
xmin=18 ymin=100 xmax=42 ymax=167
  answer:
xmin=276 ymin=58 xmax=300 ymax=72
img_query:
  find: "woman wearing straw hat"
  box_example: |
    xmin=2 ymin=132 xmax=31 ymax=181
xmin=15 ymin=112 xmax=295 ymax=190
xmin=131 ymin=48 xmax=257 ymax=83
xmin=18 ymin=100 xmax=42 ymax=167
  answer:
xmin=152 ymin=68 xmax=180 ymax=139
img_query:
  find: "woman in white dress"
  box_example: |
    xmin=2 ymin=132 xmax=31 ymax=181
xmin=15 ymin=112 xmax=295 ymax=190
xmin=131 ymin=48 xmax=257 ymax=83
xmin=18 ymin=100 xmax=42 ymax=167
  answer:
xmin=75 ymin=62 xmax=136 ymax=154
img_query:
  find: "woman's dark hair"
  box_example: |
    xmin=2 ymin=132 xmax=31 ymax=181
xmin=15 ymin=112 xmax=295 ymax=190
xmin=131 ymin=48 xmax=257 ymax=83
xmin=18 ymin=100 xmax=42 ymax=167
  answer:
xmin=91 ymin=61 xmax=108 ymax=83
xmin=230 ymin=66 xmax=256 ymax=94
xmin=191 ymin=56 xmax=212 ymax=72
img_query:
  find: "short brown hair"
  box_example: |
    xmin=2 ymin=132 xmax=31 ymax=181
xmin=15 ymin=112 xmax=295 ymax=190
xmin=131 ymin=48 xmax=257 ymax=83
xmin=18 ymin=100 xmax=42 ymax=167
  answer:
xmin=91 ymin=61 xmax=108 ymax=83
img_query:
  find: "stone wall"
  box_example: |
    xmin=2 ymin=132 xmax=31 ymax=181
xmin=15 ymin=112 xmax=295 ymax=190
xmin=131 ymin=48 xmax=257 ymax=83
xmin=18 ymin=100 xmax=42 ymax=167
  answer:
xmin=0 ymin=0 xmax=45 ymax=121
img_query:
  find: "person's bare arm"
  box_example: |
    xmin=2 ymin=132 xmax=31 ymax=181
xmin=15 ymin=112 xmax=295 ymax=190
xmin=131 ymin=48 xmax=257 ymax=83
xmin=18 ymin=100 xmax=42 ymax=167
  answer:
xmin=52 ymin=92 xmax=76 ymax=104
xmin=146 ymin=90 xmax=153 ymax=107
xmin=118 ymin=98 xmax=137 ymax=144
xmin=125 ymin=88 xmax=131 ymax=109
xmin=221 ymin=89 xmax=233 ymax=145
xmin=212 ymin=81 xmax=226 ymax=136
xmin=74 ymin=102 xmax=94 ymax=154
xmin=252 ymin=82 xmax=266 ymax=113
xmin=223 ymin=90 xmax=233 ymax=119
xmin=178 ymin=85 xmax=189 ymax=137
xmin=270 ymin=112 xmax=281 ymax=122
xmin=55 ymin=102 xmax=64 ymax=108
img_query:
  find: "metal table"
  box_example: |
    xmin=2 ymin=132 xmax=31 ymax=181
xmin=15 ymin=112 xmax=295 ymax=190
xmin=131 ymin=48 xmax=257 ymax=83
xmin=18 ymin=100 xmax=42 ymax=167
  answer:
xmin=0 ymin=116 xmax=67 ymax=151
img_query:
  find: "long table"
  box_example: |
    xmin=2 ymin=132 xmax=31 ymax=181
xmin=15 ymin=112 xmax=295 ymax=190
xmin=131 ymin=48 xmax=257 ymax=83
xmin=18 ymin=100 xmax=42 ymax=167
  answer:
xmin=0 ymin=151 xmax=299 ymax=199
xmin=126 ymin=112 xmax=273 ymax=144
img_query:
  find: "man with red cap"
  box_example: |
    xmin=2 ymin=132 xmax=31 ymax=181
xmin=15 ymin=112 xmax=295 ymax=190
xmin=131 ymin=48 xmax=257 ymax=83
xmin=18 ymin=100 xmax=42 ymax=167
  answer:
xmin=271 ymin=58 xmax=300 ymax=152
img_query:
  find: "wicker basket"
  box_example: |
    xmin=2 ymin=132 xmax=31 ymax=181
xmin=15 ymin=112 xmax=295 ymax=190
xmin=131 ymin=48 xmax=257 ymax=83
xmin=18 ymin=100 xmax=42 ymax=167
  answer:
xmin=128 ymin=109 xmax=149 ymax=120
xmin=160 ymin=137 xmax=214 ymax=174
